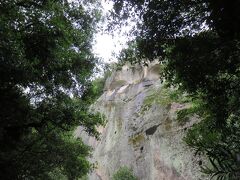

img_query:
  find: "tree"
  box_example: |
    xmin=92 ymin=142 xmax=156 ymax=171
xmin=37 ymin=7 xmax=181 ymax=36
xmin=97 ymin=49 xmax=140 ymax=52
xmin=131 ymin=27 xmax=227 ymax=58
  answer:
xmin=0 ymin=0 xmax=103 ymax=179
xmin=111 ymin=0 xmax=240 ymax=179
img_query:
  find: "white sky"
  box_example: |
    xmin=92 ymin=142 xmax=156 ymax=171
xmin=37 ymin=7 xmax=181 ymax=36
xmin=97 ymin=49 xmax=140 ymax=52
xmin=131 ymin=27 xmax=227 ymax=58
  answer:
xmin=92 ymin=0 xmax=133 ymax=63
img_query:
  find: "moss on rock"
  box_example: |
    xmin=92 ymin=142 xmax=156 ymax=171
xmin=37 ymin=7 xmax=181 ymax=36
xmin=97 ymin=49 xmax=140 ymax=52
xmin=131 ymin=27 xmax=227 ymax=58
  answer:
xmin=128 ymin=134 xmax=145 ymax=147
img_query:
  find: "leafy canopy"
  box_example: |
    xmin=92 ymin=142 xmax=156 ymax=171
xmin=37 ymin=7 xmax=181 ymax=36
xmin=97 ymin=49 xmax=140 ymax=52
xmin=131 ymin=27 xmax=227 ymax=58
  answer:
xmin=0 ymin=0 xmax=103 ymax=179
xmin=111 ymin=0 xmax=240 ymax=179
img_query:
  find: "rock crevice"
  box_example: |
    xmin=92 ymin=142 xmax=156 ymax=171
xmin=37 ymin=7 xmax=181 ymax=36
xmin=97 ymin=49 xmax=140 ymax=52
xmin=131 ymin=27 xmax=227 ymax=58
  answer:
xmin=75 ymin=62 xmax=207 ymax=180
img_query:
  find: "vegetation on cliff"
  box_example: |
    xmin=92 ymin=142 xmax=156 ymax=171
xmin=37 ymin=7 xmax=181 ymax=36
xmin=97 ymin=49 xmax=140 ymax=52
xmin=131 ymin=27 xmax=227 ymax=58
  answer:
xmin=111 ymin=0 xmax=240 ymax=179
xmin=1 ymin=0 xmax=240 ymax=179
xmin=112 ymin=166 xmax=137 ymax=180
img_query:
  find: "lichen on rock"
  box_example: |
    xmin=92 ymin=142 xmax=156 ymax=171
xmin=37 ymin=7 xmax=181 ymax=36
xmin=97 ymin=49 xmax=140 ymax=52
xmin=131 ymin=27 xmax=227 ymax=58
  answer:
xmin=75 ymin=61 xmax=208 ymax=180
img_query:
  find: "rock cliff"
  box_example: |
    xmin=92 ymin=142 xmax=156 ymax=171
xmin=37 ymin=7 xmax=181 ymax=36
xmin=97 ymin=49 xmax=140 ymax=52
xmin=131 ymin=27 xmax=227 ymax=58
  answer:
xmin=75 ymin=62 xmax=208 ymax=180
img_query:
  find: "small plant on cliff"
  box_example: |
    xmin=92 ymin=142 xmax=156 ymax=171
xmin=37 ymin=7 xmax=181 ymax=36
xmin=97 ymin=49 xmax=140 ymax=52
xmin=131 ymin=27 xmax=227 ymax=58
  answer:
xmin=112 ymin=166 xmax=137 ymax=180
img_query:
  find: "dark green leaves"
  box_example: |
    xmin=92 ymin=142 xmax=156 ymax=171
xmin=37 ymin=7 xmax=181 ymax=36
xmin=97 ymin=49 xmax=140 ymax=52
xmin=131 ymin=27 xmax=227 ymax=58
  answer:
xmin=0 ymin=0 xmax=102 ymax=179
xmin=112 ymin=0 xmax=240 ymax=179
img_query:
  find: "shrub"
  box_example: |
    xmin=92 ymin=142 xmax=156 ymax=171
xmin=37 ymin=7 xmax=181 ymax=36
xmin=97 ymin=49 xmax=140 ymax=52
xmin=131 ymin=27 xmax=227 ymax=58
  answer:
xmin=112 ymin=167 xmax=137 ymax=180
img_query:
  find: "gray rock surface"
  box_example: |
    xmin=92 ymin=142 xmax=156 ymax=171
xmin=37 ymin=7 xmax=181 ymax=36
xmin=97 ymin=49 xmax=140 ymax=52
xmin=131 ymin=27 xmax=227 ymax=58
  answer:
xmin=75 ymin=62 xmax=208 ymax=180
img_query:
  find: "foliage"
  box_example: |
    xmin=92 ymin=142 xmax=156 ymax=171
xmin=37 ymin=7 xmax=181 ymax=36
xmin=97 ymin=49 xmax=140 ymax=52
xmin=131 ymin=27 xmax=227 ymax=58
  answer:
xmin=141 ymin=84 xmax=189 ymax=114
xmin=82 ymin=61 xmax=132 ymax=104
xmin=81 ymin=64 xmax=113 ymax=104
xmin=82 ymin=77 xmax=105 ymax=104
xmin=175 ymin=97 xmax=203 ymax=125
xmin=111 ymin=0 xmax=240 ymax=179
xmin=0 ymin=0 xmax=103 ymax=179
xmin=112 ymin=166 xmax=137 ymax=180
xmin=185 ymin=116 xmax=240 ymax=180
xmin=128 ymin=134 xmax=145 ymax=147
xmin=117 ymin=41 xmax=142 ymax=65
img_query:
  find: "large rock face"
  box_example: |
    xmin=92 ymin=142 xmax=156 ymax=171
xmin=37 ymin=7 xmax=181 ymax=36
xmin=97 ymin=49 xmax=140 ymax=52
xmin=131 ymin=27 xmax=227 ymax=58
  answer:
xmin=75 ymin=62 xmax=208 ymax=180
